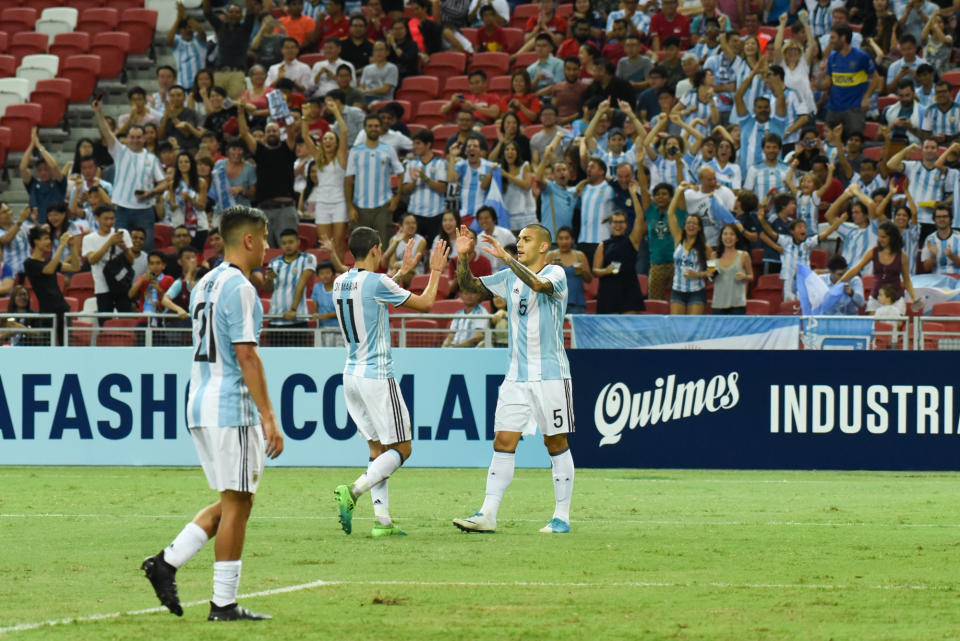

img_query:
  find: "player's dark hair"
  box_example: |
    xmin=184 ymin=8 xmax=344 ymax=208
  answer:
xmin=524 ymin=223 xmax=552 ymax=245
xmin=220 ymin=205 xmax=268 ymax=246
xmin=349 ymin=226 xmax=382 ymax=259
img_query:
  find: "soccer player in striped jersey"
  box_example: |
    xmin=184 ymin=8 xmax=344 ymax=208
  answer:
xmin=332 ymin=228 xmax=450 ymax=537
xmin=264 ymin=228 xmax=316 ymax=336
xmin=142 ymin=205 xmax=283 ymax=622
xmin=451 ymin=223 xmax=575 ymax=535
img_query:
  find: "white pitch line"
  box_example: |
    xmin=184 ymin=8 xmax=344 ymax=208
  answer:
xmin=1 ymin=577 xmax=955 ymax=636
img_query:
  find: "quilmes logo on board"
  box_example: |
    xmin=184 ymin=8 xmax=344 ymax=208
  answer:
xmin=594 ymin=372 xmax=741 ymax=446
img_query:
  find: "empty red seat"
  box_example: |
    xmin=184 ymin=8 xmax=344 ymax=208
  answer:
xmin=60 ymin=53 xmax=99 ymax=101
xmin=395 ymin=75 xmax=439 ymax=103
xmin=49 ymin=31 xmax=89 ymax=62
xmin=488 ymin=74 xmax=511 ymax=95
xmin=118 ymin=8 xmax=156 ymax=55
xmin=468 ymin=51 xmax=510 ymax=76
xmin=297 ymin=222 xmax=316 ymax=251
xmin=745 ymin=299 xmax=771 ymax=315
xmin=643 ymin=299 xmax=670 ymax=314
xmin=502 ymin=28 xmax=523 ymax=53
xmin=29 ymin=77 xmax=70 ymax=126
xmin=65 ymin=0 xmax=104 ymax=9
xmin=110 ymin=0 xmax=145 ymax=9
xmin=510 ymin=3 xmax=538 ymax=28
xmin=0 ymin=31 xmax=7 ymax=52
xmin=89 ymin=31 xmax=129 ymax=79
xmin=76 ymin=7 xmax=118 ymax=36
xmin=423 ymin=51 xmax=467 ymax=84
xmin=0 ymin=0 xmax=23 ymax=12
xmin=154 ymin=222 xmax=173 ymax=249
xmin=8 ymin=31 xmax=48 ymax=65
xmin=414 ymin=100 xmax=451 ymax=129
xmin=0 ymin=7 xmax=37 ymax=34
xmin=512 ymin=51 xmax=538 ymax=71
xmin=0 ymin=102 xmax=42 ymax=150
xmin=33 ymin=0 xmax=66 ymax=12
xmin=440 ymin=74 xmax=470 ymax=99
xmin=0 ymin=54 xmax=15 ymax=77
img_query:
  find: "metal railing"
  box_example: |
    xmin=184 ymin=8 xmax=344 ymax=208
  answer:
xmin=0 ymin=313 xmax=57 ymax=346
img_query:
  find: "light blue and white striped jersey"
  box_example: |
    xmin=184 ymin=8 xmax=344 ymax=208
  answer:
xmin=728 ymin=66 xmax=766 ymax=127
xmin=917 ymin=84 xmax=935 ymax=108
xmin=480 ymin=264 xmax=570 ymax=382
xmin=884 ymin=101 xmax=925 ymax=145
xmin=680 ymin=91 xmax=715 ymax=143
xmin=605 ymin=9 xmax=650 ymax=34
xmin=744 ymin=161 xmax=790 ymax=200
xmin=795 ymin=192 xmax=820 ymax=238
xmin=703 ymin=52 xmax=741 ymax=112
xmin=403 ymin=155 xmax=447 ymax=217
xmin=449 ymin=305 xmax=488 ymax=344
xmin=922 ymin=103 xmax=960 ymax=139
xmin=646 ymin=154 xmax=692 ymax=188
xmin=776 ymin=88 xmax=808 ymax=145
xmin=209 ymin=159 xmax=236 ymax=217
xmin=902 ymin=160 xmax=947 ymax=224
xmin=600 ymin=149 xmax=637 ymax=178
xmin=689 ymin=40 xmax=719 ymax=62
xmin=810 ymin=1 xmax=833 ymax=37
xmin=672 ymin=243 xmax=705 ymax=293
xmin=945 ymin=168 xmax=960 ymax=228
xmin=849 ymin=172 xmax=884 ymax=197
xmin=334 ymin=269 xmax=411 ymax=379
xmin=268 ymin=252 xmax=317 ymax=325
xmin=738 ymin=115 xmax=786 ymax=174
xmin=454 ymin=158 xmax=495 ymax=219
xmin=108 ymin=141 xmax=165 ymax=210
xmin=302 ymin=0 xmax=323 ymax=19
xmin=0 ymin=223 xmax=30 ymax=275
xmin=66 ymin=179 xmax=113 ymax=212
xmin=706 ymin=159 xmax=742 ymax=190
xmin=187 ymin=262 xmax=264 ymax=429
xmin=902 ymin=224 xmax=920 ymax=274
xmin=578 ymin=181 xmax=615 ymax=244
xmin=837 ymin=221 xmax=879 ymax=276
xmin=346 ymin=142 xmax=404 ymax=209
xmin=776 ymin=234 xmax=818 ymax=282
xmin=173 ymin=35 xmax=206 ymax=90
xmin=921 ymin=230 xmax=960 ymax=275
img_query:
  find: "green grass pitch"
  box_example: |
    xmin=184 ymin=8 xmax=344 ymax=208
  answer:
xmin=2 ymin=466 xmax=960 ymax=640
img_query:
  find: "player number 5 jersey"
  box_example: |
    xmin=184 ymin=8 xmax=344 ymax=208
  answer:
xmin=480 ymin=264 xmax=570 ymax=382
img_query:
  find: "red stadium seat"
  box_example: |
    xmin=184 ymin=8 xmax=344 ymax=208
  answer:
xmin=0 ymin=53 xmax=15 ymax=77
xmin=745 ymin=299 xmax=771 ymax=315
xmin=432 ymin=123 xmax=457 ymax=140
xmin=877 ymin=94 xmax=897 ymax=112
xmin=414 ymin=100 xmax=451 ymax=129
xmin=862 ymin=146 xmax=884 ymax=162
xmin=932 ymin=301 xmax=960 ymax=316
xmin=509 ymin=3 xmax=538 ymax=28
xmin=752 ymin=273 xmax=783 ymax=310
xmin=643 ymin=299 xmax=670 ymax=314
xmin=0 ymin=102 xmax=41 ymax=150
xmin=409 ymin=273 xmax=450 ymax=299
xmin=480 ymin=123 xmax=499 ymax=143
xmin=468 ymin=51 xmax=510 ymax=76
xmin=637 ymin=273 xmax=648 ymax=296
xmin=110 ymin=0 xmax=145 ymax=9
xmin=0 ymin=7 xmax=37 ymax=34
xmin=33 ymin=0 xmax=67 ymax=12
xmin=395 ymin=318 xmax=443 ymax=347
xmin=118 ymin=8 xmax=157 ymax=55
xmin=862 ymin=121 xmax=879 ymax=142
xmin=299 ymin=52 xmax=324 ymax=66
xmin=60 ymin=53 xmax=99 ymax=101
xmin=298 ymin=222 xmax=317 ymax=251
xmin=65 ymin=0 xmax=104 ymax=9
xmin=810 ymin=248 xmax=827 ymax=270
xmin=263 ymin=248 xmax=283 ymax=265
xmin=440 ymin=74 xmax=470 ymax=99
xmin=502 ymin=28 xmax=523 ymax=54
xmin=49 ymin=31 xmax=89 ymax=63
xmin=511 ymin=51 xmax=538 ymax=71
xmin=0 ymin=125 xmax=10 ymax=167
xmin=778 ymin=299 xmax=801 ymax=315
xmin=941 ymin=70 xmax=960 ymax=87
xmin=488 ymin=74 xmax=511 ymax=95
xmin=154 ymin=222 xmax=173 ymax=249
xmin=557 ymin=3 xmax=574 ymax=17
xmin=396 ymin=75 xmax=439 ymax=103
xmin=0 ymin=31 xmax=7 ymax=53
xmin=369 ymin=99 xmax=412 ymax=117
xmin=423 ymin=51 xmax=467 ymax=84
xmin=0 ymin=0 xmax=23 ymax=11
xmin=430 ymin=298 xmax=465 ymax=323
xmin=29 ymin=77 xmax=70 ymax=126
xmin=76 ymin=7 xmax=118 ymax=37
xmin=89 ymin=31 xmax=129 ymax=79
xmin=460 ymin=27 xmax=477 ymax=49
xmin=65 ymin=270 xmax=94 ymax=303
xmin=9 ymin=32 xmax=49 ymax=65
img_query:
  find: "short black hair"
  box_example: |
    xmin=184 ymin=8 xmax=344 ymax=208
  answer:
xmin=210 ymin=85 xmax=228 ymax=98
xmin=178 ymin=245 xmax=198 ymax=258
xmin=220 ymin=205 xmax=268 ymax=246
xmin=475 ymin=206 xmax=498 ymax=223
xmin=468 ymin=69 xmax=487 ymax=81
xmin=27 ymin=225 xmax=49 ymax=249
xmin=379 ymin=101 xmax=405 ymax=119
xmin=349 ymin=226 xmax=382 ymax=259
xmin=127 ymin=86 xmax=146 ymax=99
xmin=157 ymin=141 xmax=175 ymax=153
xmin=827 ymin=254 xmax=848 ymax=271
xmin=652 ymin=182 xmax=674 ymax=197
xmin=830 ymin=23 xmax=852 ymax=44
xmin=94 ymin=204 xmax=116 ymax=217
xmin=147 ymin=249 xmax=166 ymax=262
xmin=900 ymin=33 xmax=917 ymax=46
xmin=282 ymin=36 xmax=300 ymax=48
xmin=316 ymin=260 xmax=335 ymax=271
xmin=326 ymin=89 xmax=346 ymax=103
xmin=412 ymin=128 xmax=434 ymax=145
xmin=364 ymin=113 xmax=381 ymax=126
xmin=46 ymin=201 xmax=67 ymax=215
xmin=129 ymin=226 xmax=146 ymax=236
xmin=280 ymin=227 xmax=300 ymax=239
xmin=535 ymin=33 xmax=554 ymax=47
xmin=156 ymin=64 xmax=176 ymax=77
xmin=275 ymin=77 xmax=297 ymax=91
xmin=523 ymin=223 xmax=552 ymax=245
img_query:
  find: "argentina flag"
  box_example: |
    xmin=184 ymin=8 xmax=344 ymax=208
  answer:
xmin=796 ymin=264 xmax=846 ymax=315
xmin=482 ymin=166 xmax=511 ymax=231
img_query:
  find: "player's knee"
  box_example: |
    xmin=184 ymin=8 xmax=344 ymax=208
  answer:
xmin=393 ymin=440 xmax=412 ymax=462
xmin=493 ymin=432 xmax=519 ymax=453
xmin=544 ymin=434 xmax=568 ymax=454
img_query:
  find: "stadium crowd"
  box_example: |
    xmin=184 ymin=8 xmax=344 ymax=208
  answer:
xmin=4 ymin=0 xmax=960 ymax=344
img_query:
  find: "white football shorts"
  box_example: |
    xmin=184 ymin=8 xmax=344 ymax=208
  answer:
xmin=344 ymin=374 xmax=412 ymax=445
xmin=494 ymin=379 xmax=575 ymax=437
xmin=190 ymin=425 xmax=265 ymax=494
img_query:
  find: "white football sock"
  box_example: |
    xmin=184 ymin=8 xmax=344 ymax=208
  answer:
xmin=368 ymin=458 xmax=391 ymax=526
xmin=353 ymin=449 xmax=402 ymax=497
xmin=212 ymin=560 xmax=241 ymax=607
xmin=162 ymin=522 xmax=209 ymax=569
xmin=550 ymin=448 xmax=575 ymax=524
xmin=479 ymin=451 xmax=515 ymax=522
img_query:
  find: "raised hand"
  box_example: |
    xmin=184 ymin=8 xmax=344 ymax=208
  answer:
xmin=454 ymin=224 xmax=474 ymax=256
xmin=429 ymin=238 xmax=450 ymax=271
xmin=478 ymin=232 xmax=507 ymax=261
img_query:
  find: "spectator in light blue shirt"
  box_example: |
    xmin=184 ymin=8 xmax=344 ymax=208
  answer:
xmin=526 ymin=34 xmax=565 ymax=92
xmin=820 ymin=254 xmax=865 ymax=315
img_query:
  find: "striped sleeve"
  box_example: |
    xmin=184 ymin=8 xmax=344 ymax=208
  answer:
xmin=374 ymin=273 xmax=411 ymax=305
xmin=224 ymin=280 xmax=259 ymax=343
xmin=543 ymin=264 xmax=567 ymax=301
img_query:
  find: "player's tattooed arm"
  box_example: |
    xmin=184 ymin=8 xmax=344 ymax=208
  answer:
xmin=456 ymin=254 xmax=490 ymax=295
xmin=503 ymin=255 xmax=555 ymax=296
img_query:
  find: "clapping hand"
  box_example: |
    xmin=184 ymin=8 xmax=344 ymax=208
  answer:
xmin=429 ymin=238 xmax=450 ymax=272
xmin=454 ymin=224 xmax=475 ymax=256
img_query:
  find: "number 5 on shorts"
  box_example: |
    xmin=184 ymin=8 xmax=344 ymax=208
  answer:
xmin=553 ymin=408 xmax=563 ymax=428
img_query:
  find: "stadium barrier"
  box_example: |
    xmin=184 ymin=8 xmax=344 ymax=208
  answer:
xmin=2 ymin=346 xmax=958 ymax=470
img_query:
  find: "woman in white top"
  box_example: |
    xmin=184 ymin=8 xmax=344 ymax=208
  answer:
xmin=301 ymin=102 xmax=349 ymax=259
xmin=500 ymin=141 xmax=537 ymax=233
xmin=771 ymin=13 xmax=817 ymax=116
xmin=382 ymin=214 xmax=427 ymax=287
